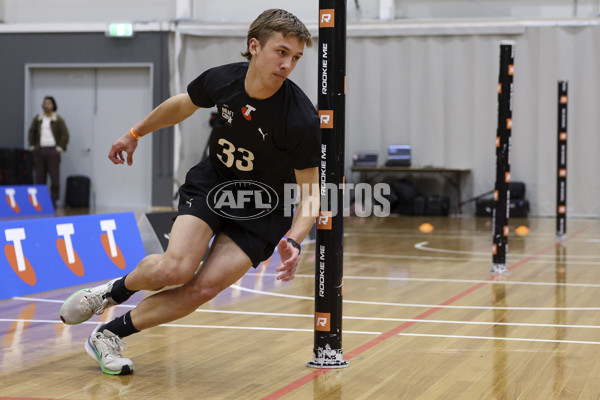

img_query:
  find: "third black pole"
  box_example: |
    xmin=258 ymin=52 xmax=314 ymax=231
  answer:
xmin=491 ymin=41 xmax=515 ymax=275
xmin=556 ymin=81 xmax=568 ymax=240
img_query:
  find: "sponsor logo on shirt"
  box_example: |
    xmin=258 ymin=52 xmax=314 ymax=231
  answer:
xmin=221 ymin=105 xmax=234 ymax=125
xmin=241 ymin=104 xmax=256 ymax=121
xmin=258 ymin=128 xmax=268 ymax=141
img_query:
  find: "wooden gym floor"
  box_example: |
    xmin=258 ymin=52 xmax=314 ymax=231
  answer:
xmin=1 ymin=214 xmax=600 ymax=399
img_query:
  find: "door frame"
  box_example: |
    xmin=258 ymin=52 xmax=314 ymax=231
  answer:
xmin=24 ymin=63 xmax=155 ymax=209
xmin=23 ymin=62 xmax=154 ymax=148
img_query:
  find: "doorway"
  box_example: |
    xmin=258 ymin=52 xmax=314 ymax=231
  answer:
xmin=25 ymin=64 xmax=153 ymax=210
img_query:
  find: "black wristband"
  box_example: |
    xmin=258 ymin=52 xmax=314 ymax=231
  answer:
xmin=286 ymin=238 xmax=301 ymax=254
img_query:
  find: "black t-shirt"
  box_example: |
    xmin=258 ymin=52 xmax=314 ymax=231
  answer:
xmin=187 ymin=62 xmax=320 ymax=195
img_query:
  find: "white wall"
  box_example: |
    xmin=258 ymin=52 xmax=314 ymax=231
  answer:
xmin=2 ymin=0 xmax=599 ymax=23
xmin=396 ymin=0 xmax=600 ymax=19
xmin=0 ymin=0 xmax=175 ymax=23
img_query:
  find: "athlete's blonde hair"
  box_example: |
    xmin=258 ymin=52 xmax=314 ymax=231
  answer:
xmin=241 ymin=9 xmax=312 ymax=61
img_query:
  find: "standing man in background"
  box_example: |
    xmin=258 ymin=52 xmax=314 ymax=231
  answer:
xmin=28 ymin=95 xmax=69 ymax=207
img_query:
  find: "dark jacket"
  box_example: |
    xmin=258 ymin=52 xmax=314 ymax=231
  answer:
xmin=28 ymin=112 xmax=69 ymax=151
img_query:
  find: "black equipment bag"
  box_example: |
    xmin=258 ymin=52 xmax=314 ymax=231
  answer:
xmin=15 ymin=149 xmax=34 ymax=184
xmin=475 ymin=181 xmax=528 ymax=217
xmin=0 ymin=148 xmax=15 ymax=185
xmin=65 ymin=175 xmax=91 ymax=208
xmin=509 ymin=181 xmax=526 ymax=200
xmin=425 ymin=195 xmax=450 ymax=216
xmin=476 ymin=197 xmax=530 ymax=217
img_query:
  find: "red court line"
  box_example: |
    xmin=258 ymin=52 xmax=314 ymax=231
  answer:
xmin=262 ymin=226 xmax=589 ymax=400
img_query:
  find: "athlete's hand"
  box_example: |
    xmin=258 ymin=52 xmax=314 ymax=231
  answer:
xmin=108 ymin=133 xmax=138 ymax=165
xmin=276 ymin=238 xmax=300 ymax=282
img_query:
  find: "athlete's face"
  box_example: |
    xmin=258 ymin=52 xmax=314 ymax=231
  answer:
xmin=249 ymin=32 xmax=304 ymax=90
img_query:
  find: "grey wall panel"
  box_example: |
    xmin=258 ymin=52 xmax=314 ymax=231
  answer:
xmin=0 ymin=32 xmax=172 ymax=206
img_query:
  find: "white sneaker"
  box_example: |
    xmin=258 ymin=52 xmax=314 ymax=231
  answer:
xmin=85 ymin=325 xmax=134 ymax=375
xmin=59 ymin=279 xmax=119 ymax=325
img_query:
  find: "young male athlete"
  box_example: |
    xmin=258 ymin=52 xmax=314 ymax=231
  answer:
xmin=59 ymin=9 xmax=320 ymax=375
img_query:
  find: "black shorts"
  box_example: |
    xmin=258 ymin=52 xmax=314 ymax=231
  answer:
xmin=177 ymin=159 xmax=292 ymax=267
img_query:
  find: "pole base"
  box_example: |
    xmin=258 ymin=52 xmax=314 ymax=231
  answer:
xmin=306 ymin=359 xmax=349 ymax=369
xmin=306 ymin=345 xmax=349 ymax=369
xmin=490 ymin=263 xmax=510 ymax=275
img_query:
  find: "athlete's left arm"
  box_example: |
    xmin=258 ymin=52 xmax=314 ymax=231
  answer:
xmin=275 ymin=166 xmax=319 ymax=282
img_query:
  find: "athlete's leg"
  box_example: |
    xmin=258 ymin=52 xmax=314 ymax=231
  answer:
xmin=123 ymin=214 xmax=215 ymax=291
xmin=129 ymin=232 xmax=252 ymax=330
xmin=82 ymin=232 xmax=252 ymax=375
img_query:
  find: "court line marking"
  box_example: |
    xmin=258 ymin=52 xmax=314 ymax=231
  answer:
xmin=160 ymin=323 xmax=380 ymax=335
xmin=263 ymin=225 xmax=590 ymax=400
xmin=0 ymin=318 xmax=379 ymax=335
xmin=342 ymin=252 xmax=600 ymax=265
xmin=344 ymin=231 xmax=554 ymax=239
xmin=414 ymin=240 xmax=598 ymax=259
xmin=229 ymin=285 xmax=600 ymax=310
xmin=5 ymin=306 xmax=600 ymax=330
xmin=346 ymin=253 xmax=493 ymax=262
xmin=3 ymin=318 xmax=600 ymax=344
xmin=345 ymin=229 xmax=600 ymax=241
xmin=14 ymin=286 xmax=600 ymax=311
xmin=338 ymin=275 xmax=600 ymax=287
xmin=397 ymin=332 xmax=600 ymax=346
xmin=246 ymin=272 xmax=600 ymax=288
xmin=193 ymin=310 xmax=600 ymax=329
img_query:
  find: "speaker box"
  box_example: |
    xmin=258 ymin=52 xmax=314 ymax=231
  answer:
xmin=65 ymin=175 xmax=90 ymax=208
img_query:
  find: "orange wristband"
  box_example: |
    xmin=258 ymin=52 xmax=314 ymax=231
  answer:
xmin=129 ymin=128 xmax=141 ymax=141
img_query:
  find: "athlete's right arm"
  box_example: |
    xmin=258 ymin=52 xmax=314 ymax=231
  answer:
xmin=108 ymin=93 xmax=200 ymax=166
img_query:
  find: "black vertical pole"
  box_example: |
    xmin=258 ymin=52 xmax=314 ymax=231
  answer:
xmin=556 ymin=81 xmax=568 ymax=240
xmin=491 ymin=41 xmax=515 ymax=275
xmin=307 ymin=0 xmax=348 ymax=369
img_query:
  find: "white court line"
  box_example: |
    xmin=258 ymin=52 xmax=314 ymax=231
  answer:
xmin=12 ymin=270 xmax=600 ymax=310
xmin=195 ymin=309 xmax=600 ymax=330
xmin=343 ymin=231 xmax=551 ymax=240
xmin=5 ymin=304 xmax=600 ymax=330
xmin=12 ymin=297 xmax=64 ymax=304
xmin=345 ymin=230 xmax=600 ymax=242
xmin=161 ymin=323 xmax=380 ymax=335
xmin=414 ymin=241 xmax=599 ymax=259
xmin=342 ymin=251 xmax=600 ymax=265
xmin=414 ymin=241 xmax=505 ymax=256
xmin=3 ymin=316 xmax=599 ymax=341
xmin=230 ymin=285 xmax=312 ymax=300
xmin=11 ymin=296 xmax=138 ymax=306
xmin=15 ymin=285 xmax=600 ymax=311
xmin=4 ymin=318 xmax=599 ymax=345
xmin=229 ymin=285 xmax=600 ymax=310
xmin=344 ymin=253 xmax=491 ymax=262
xmin=0 ymin=318 xmax=99 ymax=325
xmin=0 ymin=318 xmax=379 ymax=335
xmin=397 ymin=332 xmax=600 ymax=346
xmin=339 ymin=275 xmax=600 ymax=287
xmin=244 ymin=272 xmax=600 ymax=288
